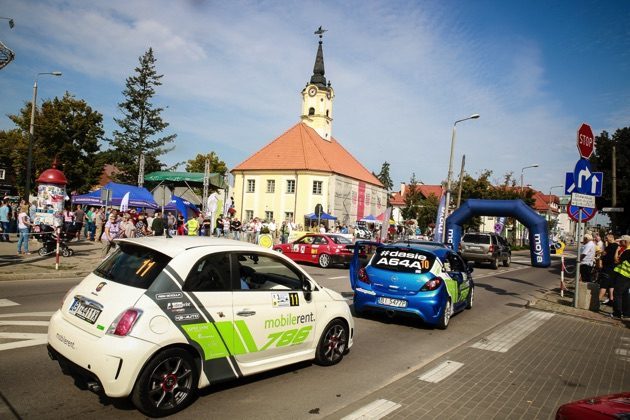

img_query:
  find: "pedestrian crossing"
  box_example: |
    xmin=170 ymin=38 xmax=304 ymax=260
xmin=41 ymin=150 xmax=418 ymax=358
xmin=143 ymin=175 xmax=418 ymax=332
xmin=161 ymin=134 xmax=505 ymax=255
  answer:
xmin=0 ymin=311 xmax=53 ymax=352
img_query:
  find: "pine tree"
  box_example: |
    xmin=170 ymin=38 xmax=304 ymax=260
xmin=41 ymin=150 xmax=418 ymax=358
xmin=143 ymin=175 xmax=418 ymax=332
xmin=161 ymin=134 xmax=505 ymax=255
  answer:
xmin=108 ymin=48 xmax=176 ymax=184
xmin=376 ymin=161 xmax=393 ymax=191
xmin=401 ymin=173 xmax=422 ymax=222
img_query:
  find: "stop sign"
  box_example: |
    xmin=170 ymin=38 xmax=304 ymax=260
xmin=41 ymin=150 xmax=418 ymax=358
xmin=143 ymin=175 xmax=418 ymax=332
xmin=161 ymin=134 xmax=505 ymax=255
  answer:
xmin=577 ymin=123 xmax=595 ymax=159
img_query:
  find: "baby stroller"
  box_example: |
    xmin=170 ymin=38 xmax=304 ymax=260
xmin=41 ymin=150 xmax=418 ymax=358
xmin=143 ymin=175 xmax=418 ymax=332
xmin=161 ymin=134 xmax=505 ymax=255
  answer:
xmin=33 ymin=224 xmax=75 ymax=257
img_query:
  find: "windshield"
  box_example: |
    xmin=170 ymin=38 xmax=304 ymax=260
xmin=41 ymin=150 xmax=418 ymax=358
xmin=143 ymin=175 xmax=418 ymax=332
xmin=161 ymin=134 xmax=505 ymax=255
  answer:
xmin=462 ymin=234 xmax=491 ymax=244
xmin=94 ymin=243 xmax=171 ymax=289
xmin=371 ymin=247 xmax=436 ymax=273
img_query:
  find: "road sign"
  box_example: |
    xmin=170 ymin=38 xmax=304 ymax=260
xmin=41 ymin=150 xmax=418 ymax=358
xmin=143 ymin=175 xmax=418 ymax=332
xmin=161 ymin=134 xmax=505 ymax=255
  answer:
xmin=577 ymin=123 xmax=595 ymax=159
xmin=570 ymin=159 xmax=603 ymax=196
xmin=567 ymin=201 xmax=597 ymax=223
xmin=571 ymin=192 xmax=595 ymax=209
xmin=602 ymin=207 xmax=624 ymax=213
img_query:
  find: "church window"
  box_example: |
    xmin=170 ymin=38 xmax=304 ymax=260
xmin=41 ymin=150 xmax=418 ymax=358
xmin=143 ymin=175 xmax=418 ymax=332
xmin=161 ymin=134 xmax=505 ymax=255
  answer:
xmin=265 ymin=211 xmax=274 ymax=222
xmin=245 ymin=210 xmax=253 ymax=221
xmin=247 ymin=179 xmax=255 ymax=193
xmin=312 ymin=181 xmax=323 ymax=195
xmin=308 ymin=107 xmax=315 ymax=116
xmin=266 ymin=180 xmax=275 ymax=193
xmin=284 ymin=212 xmax=294 ymax=221
xmin=286 ymin=180 xmax=296 ymax=194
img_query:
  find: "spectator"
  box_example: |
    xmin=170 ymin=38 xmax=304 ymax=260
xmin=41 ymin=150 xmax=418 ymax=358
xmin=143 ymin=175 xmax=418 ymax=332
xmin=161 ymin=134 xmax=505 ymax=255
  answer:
xmin=185 ymin=215 xmax=199 ymax=236
xmin=135 ymin=213 xmax=149 ymax=237
xmin=16 ymin=208 xmax=31 ymax=255
xmin=120 ymin=213 xmax=136 ymax=239
xmin=102 ymin=214 xmax=121 ymax=257
xmin=599 ymin=233 xmax=619 ymax=305
xmin=151 ymin=211 xmax=165 ymax=236
xmin=94 ymin=208 xmax=106 ymax=241
xmin=579 ymin=233 xmax=596 ymax=282
xmin=231 ymin=217 xmax=242 ymax=241
xmin=215 ymin=214 xmax=223 ymax=237
xmin=0 ymin=200 xmax=10 ymax=242
xmin=268 ymin=219 xmax=277 ymax=243
xmin=167 ymin=212 xmax=176 ymax=232
xmin=280 ymin=221 xmax=289 ymax=244
xmin=611 ymin=235 xmax=630 ymax=319
xmin=63 ymin=207 xmax=74 ymax=233
xmin=222 ymin=216 xmax=230 ymax=238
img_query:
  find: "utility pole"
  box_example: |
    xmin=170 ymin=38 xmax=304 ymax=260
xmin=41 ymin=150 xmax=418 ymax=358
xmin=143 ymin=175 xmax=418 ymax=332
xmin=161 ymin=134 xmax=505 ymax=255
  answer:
xmin=456 ymin=155 xmax=465 ymax=209
xmin=612 ymin=145 xmax=617 ymax=207
xmin=137 ymin=153 xmax=145 ymax=187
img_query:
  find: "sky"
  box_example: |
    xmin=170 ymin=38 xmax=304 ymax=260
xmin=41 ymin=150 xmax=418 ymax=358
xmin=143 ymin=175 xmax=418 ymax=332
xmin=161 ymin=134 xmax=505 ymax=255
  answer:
xmin=0 ymin=0 xmax=628 ymax=196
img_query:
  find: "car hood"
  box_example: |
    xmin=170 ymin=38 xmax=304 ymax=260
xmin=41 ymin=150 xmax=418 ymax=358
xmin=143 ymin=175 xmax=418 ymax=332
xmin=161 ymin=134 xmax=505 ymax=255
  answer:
xmin=323 ymin=287 xmax=347 ymax=302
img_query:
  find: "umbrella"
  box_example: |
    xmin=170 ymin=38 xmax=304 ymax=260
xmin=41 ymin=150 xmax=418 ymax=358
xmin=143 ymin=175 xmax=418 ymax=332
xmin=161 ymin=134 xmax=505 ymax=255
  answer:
xmin=304 ymin=212 xmax=337 ymax=220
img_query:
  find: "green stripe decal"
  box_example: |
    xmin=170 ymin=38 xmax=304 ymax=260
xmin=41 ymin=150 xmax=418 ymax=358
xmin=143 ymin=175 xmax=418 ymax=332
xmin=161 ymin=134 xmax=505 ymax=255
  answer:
xmin=214 ymin=321 xmax=247 ymax=355
xmin=182 ymin=323 xmax=230 ymax=360
xmin=235 ymin=320 xmax=259 ymax=353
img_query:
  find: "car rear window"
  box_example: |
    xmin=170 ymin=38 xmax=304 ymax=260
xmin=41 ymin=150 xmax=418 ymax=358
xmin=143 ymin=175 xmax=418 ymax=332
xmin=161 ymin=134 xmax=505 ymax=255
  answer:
xmin=93 ymin=243 xmax=171 ymax=289
xmin=371 ymin=247 xmax=436 ymax=273
xmin=329 ymin=235 xmax=353 ymax=244
xmin=462 ymin=234 xmax=491 ymax=244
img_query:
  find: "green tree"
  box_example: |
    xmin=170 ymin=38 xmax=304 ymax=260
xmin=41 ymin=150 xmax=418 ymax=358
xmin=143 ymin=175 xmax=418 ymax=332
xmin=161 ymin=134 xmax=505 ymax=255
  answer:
xmin=108 ymin=48 xmax=176 ymax=184
xmin=376 ymin=161 xmax=393 ymax=191
xmin=416 ymin=193 xmax=440 ymax=229
xmin=185 ymin=152 xmax=227 ymax=175
xmin=401 ymin=173 xmax=422 ymax=222
xmin=1 ymin=92 xmax=104 ymax=195
xmin=591 ymin=127 xmax=630 ymax=233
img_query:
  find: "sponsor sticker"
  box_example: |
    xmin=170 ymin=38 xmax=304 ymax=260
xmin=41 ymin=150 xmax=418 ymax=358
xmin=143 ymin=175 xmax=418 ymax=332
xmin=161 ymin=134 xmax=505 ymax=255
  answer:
xmin=272 ymin=292 xmax=300 ymax=307
xmin=156 ymin=292 xmax=183 ymax=300
xmin=96 ymin=282 xmax=106 ymax=292
xmin=175 ymin=313 xmax=200 ymax=322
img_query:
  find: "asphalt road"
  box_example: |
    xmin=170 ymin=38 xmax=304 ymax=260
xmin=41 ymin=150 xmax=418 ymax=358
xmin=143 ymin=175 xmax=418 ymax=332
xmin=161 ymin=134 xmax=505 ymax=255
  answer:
xmin=0 ymin=253 xmax=563 ymax=419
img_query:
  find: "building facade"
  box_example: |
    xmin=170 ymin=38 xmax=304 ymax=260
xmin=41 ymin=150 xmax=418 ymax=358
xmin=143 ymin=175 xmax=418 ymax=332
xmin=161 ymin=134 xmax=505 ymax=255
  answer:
xmin=231 ymin=35 xmax=386 ymax=227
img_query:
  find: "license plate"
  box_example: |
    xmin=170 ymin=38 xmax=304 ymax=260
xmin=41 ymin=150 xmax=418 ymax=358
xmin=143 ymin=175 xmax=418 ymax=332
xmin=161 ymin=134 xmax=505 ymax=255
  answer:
xmin=69 ymin=299 xmax=102 ymax=324
xmin=377 ymin=297 xmax=407 ymax=308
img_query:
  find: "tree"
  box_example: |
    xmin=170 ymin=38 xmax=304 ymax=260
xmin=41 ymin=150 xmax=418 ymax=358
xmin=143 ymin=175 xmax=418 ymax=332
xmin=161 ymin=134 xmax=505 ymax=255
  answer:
xmin=1 ymin=92 xmax=104 ymax=195
xmin=376 ymin=161 xmax=393 ymax=191
xmin=401 ymin=173 xmax=422 ymax=222
xmin=591 ymin=127 xmax=630 ymax=233
xmin=416 ymin=193 xmax=440 ymax=229
xmin=108 ymin=48 xmax=176 ymax=184
xmin=185 ymin=152 xmax=227 ymax=175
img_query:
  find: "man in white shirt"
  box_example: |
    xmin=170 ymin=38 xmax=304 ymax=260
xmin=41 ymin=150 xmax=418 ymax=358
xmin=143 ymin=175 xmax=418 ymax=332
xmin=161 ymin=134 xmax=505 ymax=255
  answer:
xmin=579 ymin=233 xmax=596 ymax=283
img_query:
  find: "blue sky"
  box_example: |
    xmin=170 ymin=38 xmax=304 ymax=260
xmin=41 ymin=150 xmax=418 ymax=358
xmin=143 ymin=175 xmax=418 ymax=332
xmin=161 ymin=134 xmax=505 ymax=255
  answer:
xmin=0 ymin=0 xmax=628 ymax=195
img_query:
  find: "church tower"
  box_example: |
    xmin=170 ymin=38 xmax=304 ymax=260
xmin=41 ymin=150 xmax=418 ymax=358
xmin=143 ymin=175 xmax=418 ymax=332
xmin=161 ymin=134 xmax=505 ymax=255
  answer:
xmin=300 ymin=27 xmax=334 ymax=141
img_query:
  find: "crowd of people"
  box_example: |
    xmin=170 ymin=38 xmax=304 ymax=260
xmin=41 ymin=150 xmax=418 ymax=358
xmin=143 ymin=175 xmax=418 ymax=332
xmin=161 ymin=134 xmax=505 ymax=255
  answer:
xmin=579 ymin=232 xmax=630 ymax=319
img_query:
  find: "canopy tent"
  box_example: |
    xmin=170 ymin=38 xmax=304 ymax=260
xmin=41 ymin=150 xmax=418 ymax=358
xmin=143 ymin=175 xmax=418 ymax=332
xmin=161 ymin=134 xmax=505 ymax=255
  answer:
xmin=144 ymin=171 xmax=228 ymax=213
xmin=72 ymin=182 xmax=158 ymax=209
xmin=164 ymin=195 xmax=200 ymax=219
xmin=360 ymin=214 xmax=378 ymax=223
xmin=304 ymin=212 xmax=337 ymax=220
xmin=376 ymin=212 xmax=396 ymax=224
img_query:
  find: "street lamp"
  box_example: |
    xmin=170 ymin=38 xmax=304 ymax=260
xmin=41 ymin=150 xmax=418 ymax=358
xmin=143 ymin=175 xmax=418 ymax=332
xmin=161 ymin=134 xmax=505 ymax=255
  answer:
xmin=443 ymin=113 xmax=479 ymax=242
xmin=0 ymin=17 xmax=14 ymax=28
xmin=25 ymin=71 xmax=62 ymax=200
xmin=520 ymin=164 xmax=539 ymax=192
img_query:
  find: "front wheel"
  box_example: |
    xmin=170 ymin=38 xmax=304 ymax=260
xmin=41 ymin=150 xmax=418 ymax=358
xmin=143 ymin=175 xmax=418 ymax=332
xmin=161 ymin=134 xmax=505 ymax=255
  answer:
xmin=315 ymin=319 xmax=348 ymax=366
xmin=38 ymin=247 xmax=47 ymax=256
xmin=437 ymin=298 xmax=452 ymax=330
xmin=503 ymin=255 xmax=511 ymax=267
xmin=131 ymin=348 xmax=198 ymax=417
xmin=491 ymin=257 xmax=499 ymax=270
xmin=318 ymin=253 xmax=331 ymax=268
xmin=61 ymin=247 xmax=71 ymax=257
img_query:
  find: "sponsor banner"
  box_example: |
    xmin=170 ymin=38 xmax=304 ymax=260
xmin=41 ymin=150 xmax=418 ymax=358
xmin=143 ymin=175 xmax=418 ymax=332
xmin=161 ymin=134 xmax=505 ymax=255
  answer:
xmin=433 ymin=193 xmax=446 ymax=242
xmin=494 ymin=217 xmax=506 ymax=234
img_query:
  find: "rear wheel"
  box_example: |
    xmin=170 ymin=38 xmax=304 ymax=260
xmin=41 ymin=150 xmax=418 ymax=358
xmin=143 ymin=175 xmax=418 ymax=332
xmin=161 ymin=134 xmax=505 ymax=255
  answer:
xmin=491 ymin=257 xmax=499 ymax=270
xmin=38 ymin=247 xmax=47 ymax=256
xmin=61 ymin=247 xmax=71 ymax=257
xmin=315 ymin=319 xmax=348 ymax=366
xmin=275 ymin=248 xmax=283 ymax=254
xmin=437 ymin=298 xmax=452 ymax=330
xmin=131 ymin=348 xmax=198 ymax=417
xmin=318 ymin=253 xmax=331 ymax=268
xmin=503 ymin=255 xmax=511 ymax=267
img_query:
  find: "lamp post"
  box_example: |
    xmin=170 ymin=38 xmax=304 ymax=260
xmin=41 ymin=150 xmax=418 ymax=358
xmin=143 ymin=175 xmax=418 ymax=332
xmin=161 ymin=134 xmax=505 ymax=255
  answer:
xmin=517 ymin=163 xmax=538 ymax=245
xmin=547 ymin=185 xmax=563 ymax=232
xmin=442 ymin=113 xmax=479 ymax=242
xmin=25 ymin=71 xmax=62 ymax=200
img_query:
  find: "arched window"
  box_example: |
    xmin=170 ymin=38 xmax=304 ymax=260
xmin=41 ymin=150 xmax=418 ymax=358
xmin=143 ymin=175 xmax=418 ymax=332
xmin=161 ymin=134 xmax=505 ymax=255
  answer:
xmin=326 ymin=110 xmax=329 ymax=117
xmin=308 ymin=107 xmax=315 ymax=116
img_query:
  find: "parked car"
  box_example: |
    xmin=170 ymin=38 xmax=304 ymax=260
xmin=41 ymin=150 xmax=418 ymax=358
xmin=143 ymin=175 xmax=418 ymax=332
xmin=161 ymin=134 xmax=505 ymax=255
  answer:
xmin=349 ymin=241 xmax=475 ymax=329
xmin=273 ymin=233 xmax=354 ymax=268
xmin=460 ymin=232 xmax=511 ymax=269
xmin=48 ymin=237 xmax=354 ymax=417
xmin=556 ymin=392 xmax=630 ymax=419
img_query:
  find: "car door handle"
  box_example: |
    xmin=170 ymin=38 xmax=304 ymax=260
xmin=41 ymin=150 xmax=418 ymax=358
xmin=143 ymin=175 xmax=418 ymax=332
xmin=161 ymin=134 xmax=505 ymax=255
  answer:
xmin=237 ymin=310 xmax=256 ymax=317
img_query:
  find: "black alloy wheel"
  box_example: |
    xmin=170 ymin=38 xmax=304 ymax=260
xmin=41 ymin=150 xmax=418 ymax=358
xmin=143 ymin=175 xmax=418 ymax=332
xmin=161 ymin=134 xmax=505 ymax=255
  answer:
xmin=315 ymin=319 xmax=348 ymax=366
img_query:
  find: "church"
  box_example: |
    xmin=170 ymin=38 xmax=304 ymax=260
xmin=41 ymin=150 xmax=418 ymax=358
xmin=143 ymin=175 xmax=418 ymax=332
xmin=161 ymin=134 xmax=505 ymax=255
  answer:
xmin=231 ymin=32 xmax=387 ymax=227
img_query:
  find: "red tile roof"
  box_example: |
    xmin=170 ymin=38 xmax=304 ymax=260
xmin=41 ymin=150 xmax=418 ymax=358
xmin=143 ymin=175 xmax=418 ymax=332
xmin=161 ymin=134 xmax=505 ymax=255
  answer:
xmin=232 ymin=123 xmax=383 ymax=187
xmin=390 ymin=184 xmax=444 ymax=206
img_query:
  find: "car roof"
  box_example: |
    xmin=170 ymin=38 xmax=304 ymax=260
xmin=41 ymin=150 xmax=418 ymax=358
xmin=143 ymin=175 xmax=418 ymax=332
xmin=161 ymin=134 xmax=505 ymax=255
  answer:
xmin=379 ymin=242 xmax=451 ymax=260
xmin=392 ymin=239 xmax=449 ymax=249
xmin=116 ymin=236 xmax=266 ymax=258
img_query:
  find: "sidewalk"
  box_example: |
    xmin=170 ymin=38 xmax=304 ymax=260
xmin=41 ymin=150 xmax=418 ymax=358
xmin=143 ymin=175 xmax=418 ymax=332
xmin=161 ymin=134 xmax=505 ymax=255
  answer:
xmin=330 ymin=310 xmax=629 ymax=419
xmin=0 ymin=234 xmax=103 ymax=280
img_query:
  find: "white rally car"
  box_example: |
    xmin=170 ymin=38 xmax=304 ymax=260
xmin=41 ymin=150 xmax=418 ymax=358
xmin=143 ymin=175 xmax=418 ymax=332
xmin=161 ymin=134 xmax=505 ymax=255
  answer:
xmin=48 ymin=237 xmax=353 ymax=417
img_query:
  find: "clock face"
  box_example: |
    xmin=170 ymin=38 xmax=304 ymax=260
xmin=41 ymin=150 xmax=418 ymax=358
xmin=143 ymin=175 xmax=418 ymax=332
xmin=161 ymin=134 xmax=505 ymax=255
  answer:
xmin=308 ymin=87 xmax=317 ymax=97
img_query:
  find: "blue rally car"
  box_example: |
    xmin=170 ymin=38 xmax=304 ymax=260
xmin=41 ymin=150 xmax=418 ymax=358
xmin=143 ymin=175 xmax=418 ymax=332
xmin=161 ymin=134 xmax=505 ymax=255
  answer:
xmin=349 ymin=241 xmax=474 ymax=329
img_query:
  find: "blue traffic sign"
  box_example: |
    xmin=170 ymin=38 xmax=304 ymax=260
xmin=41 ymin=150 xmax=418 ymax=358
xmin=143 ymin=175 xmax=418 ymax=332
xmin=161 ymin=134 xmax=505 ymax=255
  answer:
xmin=567 ymin=159 xmax=603 ymax=196
xmin=568 ymin=203 xmax=597 ymax=222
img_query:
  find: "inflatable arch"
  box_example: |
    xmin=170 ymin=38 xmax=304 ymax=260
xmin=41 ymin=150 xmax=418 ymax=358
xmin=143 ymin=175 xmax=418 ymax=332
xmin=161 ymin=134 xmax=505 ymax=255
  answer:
xmin=445 ymin=199 xmax=550 ymax=268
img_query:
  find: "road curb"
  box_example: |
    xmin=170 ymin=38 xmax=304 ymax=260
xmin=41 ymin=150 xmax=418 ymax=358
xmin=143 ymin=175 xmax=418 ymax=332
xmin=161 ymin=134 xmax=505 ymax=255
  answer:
xmin=0 ymin=271 xmax=90 ymax=281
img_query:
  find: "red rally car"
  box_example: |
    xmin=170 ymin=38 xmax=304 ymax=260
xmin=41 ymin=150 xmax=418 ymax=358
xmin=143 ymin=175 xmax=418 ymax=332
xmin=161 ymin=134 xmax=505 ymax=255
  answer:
xmin=273 ymin=233 xmax=354 ymax=268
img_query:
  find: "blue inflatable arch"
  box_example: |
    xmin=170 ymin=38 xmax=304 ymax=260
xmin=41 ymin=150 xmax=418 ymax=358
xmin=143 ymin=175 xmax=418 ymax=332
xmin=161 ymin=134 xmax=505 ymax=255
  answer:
xmin=446 ymin=199 xmax=550 ymax=268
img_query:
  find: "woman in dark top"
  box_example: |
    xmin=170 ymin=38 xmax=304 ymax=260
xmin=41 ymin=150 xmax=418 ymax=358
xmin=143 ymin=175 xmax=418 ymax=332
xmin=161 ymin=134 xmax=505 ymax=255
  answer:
xmin=599 ymin=233 xmax=619 ymax=304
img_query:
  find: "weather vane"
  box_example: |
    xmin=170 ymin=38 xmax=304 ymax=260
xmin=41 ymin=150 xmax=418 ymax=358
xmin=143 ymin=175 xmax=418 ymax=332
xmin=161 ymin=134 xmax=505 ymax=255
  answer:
xmin=314 ymin=26 xmax=327 ymax=39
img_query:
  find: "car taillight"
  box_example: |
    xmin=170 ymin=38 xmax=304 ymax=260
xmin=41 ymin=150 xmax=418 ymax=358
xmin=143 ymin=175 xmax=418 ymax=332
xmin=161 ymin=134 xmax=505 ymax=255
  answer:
xmin=421 ymin=277 xmax=442 ymax=291
xmin=358 ymin=267 xmax=370 ymax=284
xmin=488 ymin=244 xmax=494 ymax=253
xmin=107 ymin=309 xmax=143 ymax=336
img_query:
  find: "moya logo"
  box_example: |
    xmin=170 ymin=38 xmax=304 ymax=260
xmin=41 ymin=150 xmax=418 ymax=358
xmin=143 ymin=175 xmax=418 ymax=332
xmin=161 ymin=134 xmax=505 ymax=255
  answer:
xmin=533 ymin=233 xmax=543 ymax=263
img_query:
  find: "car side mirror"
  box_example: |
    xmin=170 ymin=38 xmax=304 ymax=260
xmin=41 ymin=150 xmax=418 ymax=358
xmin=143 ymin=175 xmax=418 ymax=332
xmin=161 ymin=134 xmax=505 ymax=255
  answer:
xmin=467 ymin=261 xmax=475 ymax=273
xmin=302 ymin=280 xmax=312 ymax=301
